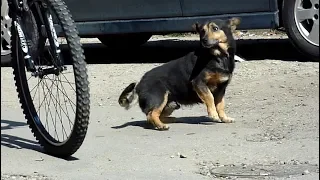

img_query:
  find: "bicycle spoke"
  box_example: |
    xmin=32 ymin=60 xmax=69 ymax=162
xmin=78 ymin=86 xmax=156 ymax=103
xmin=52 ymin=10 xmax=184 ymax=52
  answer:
xmin=43 ymin=78 xmax=59 ymax=140
xmin=55 ymin=75 xmax=68 ymax=139
xmin=29 ymin=78 xmax=43 ymax=95
xmin=44 ymin=75 xmax=76 ymax=109
xmin=29 ymin=66 xmax=76 ymax=142
xmin=31 ymin=79 xmax=40 ymax=101
xmin=59 ymin=75 xmax=73 ymax=129
xmin=37 ymin=81 xmax=54 ymax=112
xmin=38 ymin=78 xmax=41 ymax=120
xmin=43 ymin=75 xmax=75 ymax=132
xmin=41 ymin=80 xmax=50 ymax=133
xmin=42 ymin=76 xmax=75 ymax=84
xmin=62 ymin=73 xmax=76 ymax=92
xmin=41 ymin=79 xmax=58 ymax=140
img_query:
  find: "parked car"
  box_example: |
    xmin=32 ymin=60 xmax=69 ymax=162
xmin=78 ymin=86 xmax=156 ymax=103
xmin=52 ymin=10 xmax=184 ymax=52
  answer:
xmin=1 ymin=0 xmax=319 ymax=61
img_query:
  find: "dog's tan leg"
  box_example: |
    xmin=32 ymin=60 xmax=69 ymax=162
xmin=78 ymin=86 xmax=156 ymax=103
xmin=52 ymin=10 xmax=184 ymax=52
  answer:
xmin=160 ymin=117 xmax=177 ymax=124
xmin=160 ymin=106 xmax=177 ymax=124
xmin=146 ymin=91 xmax=170 ymax=130
xmin=215 ymin=90 xmax=234 ymax=123
xmin=147 ymin=111 xmax=170 ymax=130
xmin=194 ymin=86 xmax=220 ymax=122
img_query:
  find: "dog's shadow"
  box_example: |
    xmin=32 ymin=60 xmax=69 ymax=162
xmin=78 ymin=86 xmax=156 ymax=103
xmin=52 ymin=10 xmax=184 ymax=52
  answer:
xmin=111 ymin=116 xmax=219 ymax=130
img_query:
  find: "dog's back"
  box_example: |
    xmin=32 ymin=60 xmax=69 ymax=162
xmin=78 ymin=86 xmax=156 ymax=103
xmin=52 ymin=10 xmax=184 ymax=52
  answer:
xmin=135 ymin=51 xmax=202 ymax=106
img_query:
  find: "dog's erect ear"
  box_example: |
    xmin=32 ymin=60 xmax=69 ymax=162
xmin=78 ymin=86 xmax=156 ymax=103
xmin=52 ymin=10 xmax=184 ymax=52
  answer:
xmin=192 ymin=23 xmax=200 ymax=33
xmin=228 ymin=17 xmax=241 ymax=32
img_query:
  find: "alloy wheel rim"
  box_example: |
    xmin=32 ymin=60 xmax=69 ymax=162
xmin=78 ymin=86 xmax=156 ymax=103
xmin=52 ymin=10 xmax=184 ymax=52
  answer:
xmin=294 ymin=0 xmax=319 ymax=46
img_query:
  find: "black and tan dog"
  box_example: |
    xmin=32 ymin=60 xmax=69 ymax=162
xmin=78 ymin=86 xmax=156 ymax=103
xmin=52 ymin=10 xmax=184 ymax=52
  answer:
xmin=118 ymin=18 xmax=241 ymax=130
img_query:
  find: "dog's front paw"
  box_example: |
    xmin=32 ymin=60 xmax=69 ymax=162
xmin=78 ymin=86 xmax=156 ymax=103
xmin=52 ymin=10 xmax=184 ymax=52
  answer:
xmin=155 ymin=124 xmax=170 ymax=131
xmin=220 ymin=116 xmax=235 ymax=123
xmin=208 ymin=115 xmax=221 ymax=122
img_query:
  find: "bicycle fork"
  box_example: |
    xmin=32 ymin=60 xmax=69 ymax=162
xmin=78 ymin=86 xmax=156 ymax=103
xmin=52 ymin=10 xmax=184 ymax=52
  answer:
xmin=40 ymin=2 xmax=64 ymax=67
xmin=14 ymin=18 xmax=36 ymax=72
xmin=12 ymin=0 xmax=65 ymax=76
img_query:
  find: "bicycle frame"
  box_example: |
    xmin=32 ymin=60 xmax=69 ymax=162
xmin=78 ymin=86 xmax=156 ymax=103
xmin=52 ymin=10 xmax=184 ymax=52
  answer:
xmin=7 ymin=0 xmax=64 ymax=76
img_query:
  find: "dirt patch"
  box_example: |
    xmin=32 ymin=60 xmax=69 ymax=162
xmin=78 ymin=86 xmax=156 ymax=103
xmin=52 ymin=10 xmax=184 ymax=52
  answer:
xmin=152 ymin=29 xmax=288 ymax=41
xmin=198 ymin=160 xmax=319 ymax=179
xmin=1 ymin=174 xmax=51 ymax=180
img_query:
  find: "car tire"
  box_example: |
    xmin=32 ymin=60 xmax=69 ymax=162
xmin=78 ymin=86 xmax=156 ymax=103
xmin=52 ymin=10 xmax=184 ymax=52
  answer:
xmin=282 ymin=0 xmax=319 ymax=61
xmin=98 ymin=33 xmax=152 ymax=48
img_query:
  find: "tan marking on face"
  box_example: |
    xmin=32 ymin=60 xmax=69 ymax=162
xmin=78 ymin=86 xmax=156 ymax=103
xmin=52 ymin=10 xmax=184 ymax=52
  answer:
xmin=206 ymin=23 xmax=228 ymax=43
xmin=218 ymin=43 xmax=229 ymax=55
xmin=202 ymin=22 xmax=230 ymax=54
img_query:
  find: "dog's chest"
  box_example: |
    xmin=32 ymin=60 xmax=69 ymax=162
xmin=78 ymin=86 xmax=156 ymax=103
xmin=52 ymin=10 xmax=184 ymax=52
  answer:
xmin=204 ymin=71 xmax=231 ymax=90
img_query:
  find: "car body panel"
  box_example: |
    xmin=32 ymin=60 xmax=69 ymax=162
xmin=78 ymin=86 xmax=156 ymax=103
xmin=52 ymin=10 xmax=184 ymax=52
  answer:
xmin=181 ymin=0 xmax=271 ymax=16
xmin=62 ymin=0 xmax=280 ymax=36
xmin=74 ymin=12 xmax=279 ymax=36
xmin=64 ymin=0 xmax=182 ymax=21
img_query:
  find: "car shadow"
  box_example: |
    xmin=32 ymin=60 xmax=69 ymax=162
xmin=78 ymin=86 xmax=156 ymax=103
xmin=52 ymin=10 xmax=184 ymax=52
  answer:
xmin=79 ymin=38 xmax=310 ymax=65
xmin=111 ymin=116 xmax=218 ymax=130
xmin=1 ymin=38 xmax=313 ymax=67
xmin=235 ymin=39 xmax=307 ymax=61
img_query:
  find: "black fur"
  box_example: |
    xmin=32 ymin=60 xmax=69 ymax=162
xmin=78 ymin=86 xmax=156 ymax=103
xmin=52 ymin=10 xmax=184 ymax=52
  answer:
xmin=119 ymin=18 xmax=239 ymax=126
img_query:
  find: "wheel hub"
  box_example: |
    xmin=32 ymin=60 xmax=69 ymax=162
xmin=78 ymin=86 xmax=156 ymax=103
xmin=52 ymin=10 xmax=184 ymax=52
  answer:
xmin=31 ymin=66 xmax=67 ymax=78
xmin=294 ymin=0 xmax=319 ymax=46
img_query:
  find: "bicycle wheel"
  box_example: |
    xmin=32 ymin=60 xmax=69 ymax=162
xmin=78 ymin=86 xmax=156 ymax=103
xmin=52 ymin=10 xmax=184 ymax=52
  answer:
xmin=10 ymin=0 xmax=90 ymax=157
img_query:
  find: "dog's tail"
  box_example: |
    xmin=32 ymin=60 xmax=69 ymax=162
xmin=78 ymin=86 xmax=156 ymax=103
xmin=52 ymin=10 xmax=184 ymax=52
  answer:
xmin=118 ymin=82 xmax=138 ymax=110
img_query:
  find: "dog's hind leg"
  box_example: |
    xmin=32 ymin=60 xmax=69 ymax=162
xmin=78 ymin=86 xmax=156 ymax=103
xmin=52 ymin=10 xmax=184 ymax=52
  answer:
xmin=146 ymin=91 xmax=171 ymax=130
xmin=159 ymin=101 xmax=180 ymax=124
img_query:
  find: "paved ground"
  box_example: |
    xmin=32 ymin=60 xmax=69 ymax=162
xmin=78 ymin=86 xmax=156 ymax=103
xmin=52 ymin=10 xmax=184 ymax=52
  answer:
xmin=1 ymin=36 xmax=319 ymax=180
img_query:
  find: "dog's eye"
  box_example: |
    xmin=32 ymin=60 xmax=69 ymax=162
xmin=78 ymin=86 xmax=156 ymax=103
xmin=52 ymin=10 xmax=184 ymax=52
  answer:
xmin=212 ymin=27 xmax=219 ymax=31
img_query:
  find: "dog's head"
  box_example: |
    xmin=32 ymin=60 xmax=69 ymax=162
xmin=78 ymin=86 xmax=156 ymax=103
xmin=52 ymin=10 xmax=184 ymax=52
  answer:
xmin=192 ymin=18 xmax=240 ymax=54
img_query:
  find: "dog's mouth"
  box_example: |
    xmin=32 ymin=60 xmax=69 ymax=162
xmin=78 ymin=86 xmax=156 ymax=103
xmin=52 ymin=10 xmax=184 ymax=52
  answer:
xmin=201 ymin=39 xmax=223 ymax=48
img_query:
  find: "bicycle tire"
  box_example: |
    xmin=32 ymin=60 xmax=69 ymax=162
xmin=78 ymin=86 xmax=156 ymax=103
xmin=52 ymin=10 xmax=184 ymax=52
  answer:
xmin=11 ymin=0 xmax=90 ymax=157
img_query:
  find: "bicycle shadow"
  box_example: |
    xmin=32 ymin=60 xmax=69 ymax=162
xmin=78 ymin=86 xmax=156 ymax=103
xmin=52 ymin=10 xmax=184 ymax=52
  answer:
xmin=111 ymin=116 xmax=218 ymax=130
xmin=1 ymin=119 xmax=79 ymax=161
xmin=1 ymin=119 xmax=27 ymax=130
xmin=1 ymin=134 xmax=43 ymax=151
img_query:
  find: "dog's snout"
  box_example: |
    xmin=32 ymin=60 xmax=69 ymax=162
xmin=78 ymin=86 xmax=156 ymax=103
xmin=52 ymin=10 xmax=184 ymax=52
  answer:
xmin=201 ymin=37 xmax=219 ymax=48
xmin=201 ymin=38 xmax=208 ymax=44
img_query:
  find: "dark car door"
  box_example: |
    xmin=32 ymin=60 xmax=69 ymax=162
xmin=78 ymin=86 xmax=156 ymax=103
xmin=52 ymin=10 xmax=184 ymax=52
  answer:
xmin=64 ymin=0 xmax=182 ymax=22
xmin=181 ymin=0 xmax=272 ymax=17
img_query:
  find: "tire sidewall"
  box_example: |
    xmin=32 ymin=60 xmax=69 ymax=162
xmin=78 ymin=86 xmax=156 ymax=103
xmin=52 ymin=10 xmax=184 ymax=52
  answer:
xmin=282 ymin=0 xmax=319 ymax=60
